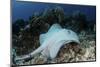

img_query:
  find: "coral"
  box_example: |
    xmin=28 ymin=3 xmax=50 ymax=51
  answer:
xmin=12 ymin=6 xmax=96 ymax=65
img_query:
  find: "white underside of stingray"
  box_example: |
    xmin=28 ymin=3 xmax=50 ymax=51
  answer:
xmin=15 ymin=23 xmax=80 ymax=61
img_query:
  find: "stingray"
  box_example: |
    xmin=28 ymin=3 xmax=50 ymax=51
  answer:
xmin=15 ymin=23 xmax=80 ymax=61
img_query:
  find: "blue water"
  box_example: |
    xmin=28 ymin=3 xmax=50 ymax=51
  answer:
xmin=12 ymin=0 xmax=96 ymax=22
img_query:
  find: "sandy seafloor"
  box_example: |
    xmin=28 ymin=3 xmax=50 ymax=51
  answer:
xmin=13 ymin=31 xmax=96 ymax=65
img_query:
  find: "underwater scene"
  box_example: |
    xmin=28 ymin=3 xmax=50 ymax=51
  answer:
xmin=11 ymin=0 xmax=96 ymax=66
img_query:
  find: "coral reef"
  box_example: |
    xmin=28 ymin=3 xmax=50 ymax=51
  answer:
xmin=12 ymin=6 xmax=96 ymax=65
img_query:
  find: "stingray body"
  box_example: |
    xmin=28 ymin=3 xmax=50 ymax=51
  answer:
xmin=15 ymin=23 xmax=80 ymax=61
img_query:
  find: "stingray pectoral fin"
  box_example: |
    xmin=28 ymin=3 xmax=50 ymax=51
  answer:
xmin=40 ymin=33 xmax=46 ymax=45
xmin=47 ymin=23 xmax=62 ymax=33
xmin=49 ymin=40 xmax=66 ymax=59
